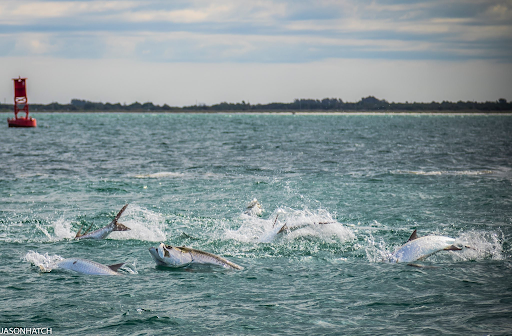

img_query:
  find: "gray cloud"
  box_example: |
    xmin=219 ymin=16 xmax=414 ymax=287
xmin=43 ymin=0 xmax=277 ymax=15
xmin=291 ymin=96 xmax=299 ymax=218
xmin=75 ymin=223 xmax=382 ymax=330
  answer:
xmin=1 ymin=0 xmax=511 ymax=62
xmin=1 ymin=0 xmax=511 ymax=104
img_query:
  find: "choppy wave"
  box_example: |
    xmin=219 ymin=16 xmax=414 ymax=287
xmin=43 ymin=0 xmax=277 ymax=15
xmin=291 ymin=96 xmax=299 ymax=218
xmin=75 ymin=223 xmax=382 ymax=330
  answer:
xmin=392 ymin=170 xmax=493 ymax=176
xmin=134 ymin=172 xmax=186 ymax=179
xmin=134 ymin=171 xmax=226 ymax=179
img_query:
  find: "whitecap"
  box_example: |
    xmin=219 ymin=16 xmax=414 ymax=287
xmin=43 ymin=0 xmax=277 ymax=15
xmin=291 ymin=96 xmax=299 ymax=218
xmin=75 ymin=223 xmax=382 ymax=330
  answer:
xmin=134 ymin=172 xmax=185 ymax=179
xmin=392 ymin=170 xmax=493 ymax=176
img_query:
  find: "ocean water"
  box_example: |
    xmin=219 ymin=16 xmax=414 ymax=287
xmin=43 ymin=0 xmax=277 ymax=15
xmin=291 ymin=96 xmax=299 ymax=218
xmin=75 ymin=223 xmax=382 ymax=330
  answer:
xmin=1 ymin=112 xmax=511 ymax=335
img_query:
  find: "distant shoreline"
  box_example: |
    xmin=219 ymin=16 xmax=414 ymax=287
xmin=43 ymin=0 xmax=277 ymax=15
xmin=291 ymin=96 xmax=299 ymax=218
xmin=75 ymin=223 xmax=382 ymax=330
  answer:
xmin=2 ymin=96 xmax=511 ymax=113
xmin=3 ymin=110 xmax=512 ymax=115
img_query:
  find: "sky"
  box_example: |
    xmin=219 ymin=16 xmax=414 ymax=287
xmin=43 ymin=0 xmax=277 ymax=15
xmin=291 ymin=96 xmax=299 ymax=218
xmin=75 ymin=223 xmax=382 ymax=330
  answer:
xmin=1 ymin=0 xmax=511 ymax=106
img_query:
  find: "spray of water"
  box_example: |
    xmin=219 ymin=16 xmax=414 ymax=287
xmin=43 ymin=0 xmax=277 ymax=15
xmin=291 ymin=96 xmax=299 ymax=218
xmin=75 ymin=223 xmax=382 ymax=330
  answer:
xmin=454 ymin=230 xmax=505 ymax=261
xmin=364 ymin=229 xmax=505 ymax=263
xmin=225 ymin=206 xmax=355 ymax=244
xmin=108 ymin=204 xmax=167 ymax=242
xmin=24 ymin=251 xmax=64 ymax=272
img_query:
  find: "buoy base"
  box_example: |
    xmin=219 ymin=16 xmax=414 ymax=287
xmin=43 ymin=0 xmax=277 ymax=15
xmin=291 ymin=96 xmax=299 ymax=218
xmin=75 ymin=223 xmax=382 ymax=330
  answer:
xmin=7 ymin=117 xmax=37 ymax=127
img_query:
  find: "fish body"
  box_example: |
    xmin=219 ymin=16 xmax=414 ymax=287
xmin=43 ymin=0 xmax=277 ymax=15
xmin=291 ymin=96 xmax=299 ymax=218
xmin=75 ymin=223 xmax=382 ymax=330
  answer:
xmin=75 ymin=204 xmax=130 ymax=240
xmin=389 ymin=230 xmax=462 ymax=263
xmin=149 ymin=243 xmax=243 ymax=270
xmin=56 ymin=258 xmax=124 ymax=275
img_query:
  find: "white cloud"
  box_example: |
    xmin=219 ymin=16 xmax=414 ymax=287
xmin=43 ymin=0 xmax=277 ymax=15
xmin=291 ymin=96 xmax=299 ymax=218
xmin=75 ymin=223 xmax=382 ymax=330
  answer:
xmin=0 ymin=1 xmax=139 ymax=24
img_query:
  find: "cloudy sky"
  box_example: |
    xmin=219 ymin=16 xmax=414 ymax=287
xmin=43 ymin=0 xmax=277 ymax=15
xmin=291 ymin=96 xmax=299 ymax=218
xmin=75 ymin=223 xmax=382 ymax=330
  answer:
xmin=1 ymin=0 xmax=511 ymax=106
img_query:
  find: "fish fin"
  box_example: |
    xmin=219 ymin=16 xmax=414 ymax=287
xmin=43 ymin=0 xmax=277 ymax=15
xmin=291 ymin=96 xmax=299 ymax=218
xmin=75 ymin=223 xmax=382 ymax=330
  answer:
xmin=407 ymin=229 xmax=418 ymax=242
xmin=277 ymin=223 xmax=288 ymax=234
xmin=113 ymin=222 xmax=130 ymax=232
xmin=107 ymin=263 xmax=125 ymax=272
xmin=272 ymin=214 xmax=279 ymax=228
xmin=444 ymin=245 xmax=462 ymax=251
xmin=75 ymin=224 xmax=84 ymax=238
xmin=112 ymin=204 xmax=129 ymax=224
xmin=82 ymin=223 xmax=94 ymax=235
xmin=75 ymin=223 xmax=93 ymax=238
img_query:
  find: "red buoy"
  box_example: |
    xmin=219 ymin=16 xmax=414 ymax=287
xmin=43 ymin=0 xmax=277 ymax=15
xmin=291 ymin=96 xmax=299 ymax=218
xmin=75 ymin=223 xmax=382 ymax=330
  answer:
xmin=7 ymin=77 xmax=37 ymax=127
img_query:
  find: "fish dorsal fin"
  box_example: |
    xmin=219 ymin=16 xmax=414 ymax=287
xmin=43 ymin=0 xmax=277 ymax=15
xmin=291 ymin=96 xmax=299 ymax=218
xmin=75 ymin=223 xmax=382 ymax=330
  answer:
xmin=107 ymin=263 xmax=125 ymax=272
xmin=407 ymin=229 xmax=418 ymax=242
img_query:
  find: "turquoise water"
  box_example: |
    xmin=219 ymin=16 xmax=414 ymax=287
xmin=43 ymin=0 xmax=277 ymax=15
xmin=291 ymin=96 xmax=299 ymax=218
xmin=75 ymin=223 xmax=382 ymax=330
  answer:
xmin=1 ymin=113 xmax=511 ymax=335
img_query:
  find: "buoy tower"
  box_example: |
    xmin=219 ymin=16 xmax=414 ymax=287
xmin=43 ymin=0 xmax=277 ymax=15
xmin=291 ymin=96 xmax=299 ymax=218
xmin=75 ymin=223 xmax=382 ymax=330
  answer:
xmin=7 ymin=77 xmax=37 ymax=127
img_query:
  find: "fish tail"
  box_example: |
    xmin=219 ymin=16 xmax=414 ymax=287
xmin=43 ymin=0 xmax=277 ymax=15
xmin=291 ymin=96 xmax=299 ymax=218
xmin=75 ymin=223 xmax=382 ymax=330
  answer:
xmin=112 ymin=204 xmax=130 ymax=231
xmin=114 ymin=222 xmax=130 ymax=232
xmin=107 ymin=263 xmax=125 ymax=272
xmin=113 ymin=204 xmax=129 ymax=223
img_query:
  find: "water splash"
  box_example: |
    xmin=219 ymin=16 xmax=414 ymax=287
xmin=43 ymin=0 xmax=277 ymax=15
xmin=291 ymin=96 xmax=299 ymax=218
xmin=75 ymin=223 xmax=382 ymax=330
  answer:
xmin=226 ymin=206 xmax=355 ymax=244
xmin=454 ymin=230 xmax=505 ymax=261
xmin=244 ymin=198 xmax=264 ymax=217
xmin=364 ymin=229 xmax=505 ymax=263
xmin=52 ymin=217 xmax=75 ymax=240
xmin=24 ymin=251 xmax=64 ymax=272
xmin=364 ymin=233 xmax=392 ymax=263
xmin=108 ymin=204 xmax=167 ymax=242
xmin=120 ymin=258 xmax=139 ymax=275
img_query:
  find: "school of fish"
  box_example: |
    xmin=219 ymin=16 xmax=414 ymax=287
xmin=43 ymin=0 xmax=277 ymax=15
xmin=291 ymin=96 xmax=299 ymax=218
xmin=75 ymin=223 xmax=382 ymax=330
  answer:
xmin=28 ymin=201 xmax=469 ymax=275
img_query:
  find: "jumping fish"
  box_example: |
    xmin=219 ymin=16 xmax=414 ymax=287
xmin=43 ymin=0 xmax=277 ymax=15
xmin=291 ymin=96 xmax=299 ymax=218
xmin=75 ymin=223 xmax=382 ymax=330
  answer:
xmin=274 ymin=213 xmax=336 ymax=234
xmin=75 ymin=204 xmax=130 ymax=240
xmin=148 ymin=243 xmax=243 ymax=270
xmin=54 ymin=258 xmax=124 ymax=275
xmin=389 ymin=229 xmax=464 ymax=263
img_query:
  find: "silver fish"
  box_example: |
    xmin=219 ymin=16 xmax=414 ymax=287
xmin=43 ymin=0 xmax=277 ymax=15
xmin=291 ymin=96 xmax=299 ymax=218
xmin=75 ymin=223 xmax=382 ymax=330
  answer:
xmin=148 ymin=243 xmax=243 ymax=270
xmin=56 ymin=258 xmax=124 ymax=275
xmin=75 ymin=204 xmax=130 ymax=240
xmin=389 ymin=229 xmax=464 ymax=263
xmin=274 ymin=213 xmax=336 ymax=234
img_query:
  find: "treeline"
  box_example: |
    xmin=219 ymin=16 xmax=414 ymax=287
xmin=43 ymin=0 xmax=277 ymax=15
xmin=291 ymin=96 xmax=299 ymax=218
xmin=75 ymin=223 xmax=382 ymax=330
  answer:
xmin=1 ymin=96 xmax=511 ymax=112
